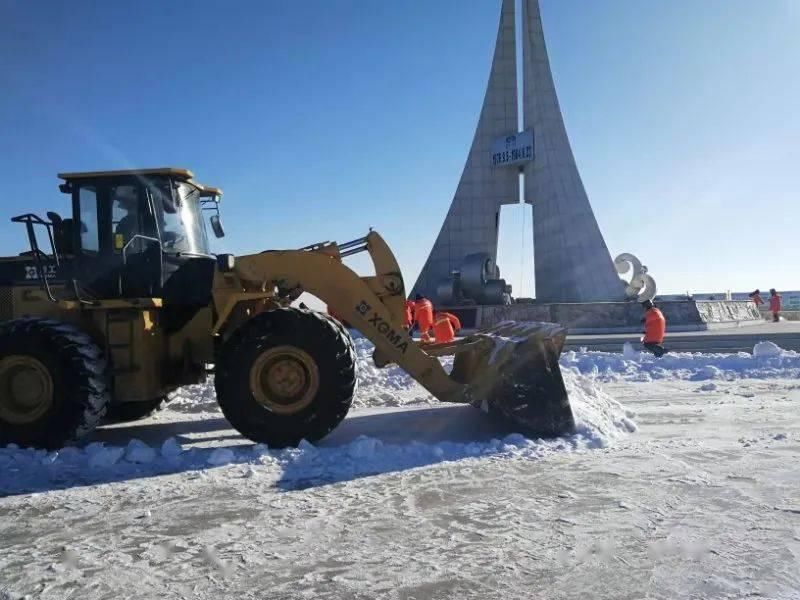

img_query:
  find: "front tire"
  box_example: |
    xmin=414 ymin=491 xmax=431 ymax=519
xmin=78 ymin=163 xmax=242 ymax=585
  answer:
xmin=0 ymin=318 xmax=110 ymax=449
xmin=215 ymin=308 xmax=357 ymax=447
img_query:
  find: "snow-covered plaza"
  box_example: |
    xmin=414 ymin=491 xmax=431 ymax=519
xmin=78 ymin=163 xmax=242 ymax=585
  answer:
xmin=1 ymin=339 xmax=799 ymax=599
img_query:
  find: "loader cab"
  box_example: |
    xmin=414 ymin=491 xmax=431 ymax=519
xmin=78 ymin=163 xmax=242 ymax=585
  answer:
xmin=54 ymin=168 xmax=222 ymax=314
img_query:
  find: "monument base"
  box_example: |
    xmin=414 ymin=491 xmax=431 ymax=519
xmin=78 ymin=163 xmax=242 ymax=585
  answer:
xmin=443 ymin=300 xmax=762 ymax=334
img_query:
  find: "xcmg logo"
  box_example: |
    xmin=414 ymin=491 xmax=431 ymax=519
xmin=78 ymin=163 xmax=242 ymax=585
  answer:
xmin=355 ymin=300 xmax=409 ymax=354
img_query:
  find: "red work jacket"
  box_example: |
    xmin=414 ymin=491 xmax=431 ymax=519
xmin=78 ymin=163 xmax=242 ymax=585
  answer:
xmin=644 ymin=308 xmax=666 ymax=344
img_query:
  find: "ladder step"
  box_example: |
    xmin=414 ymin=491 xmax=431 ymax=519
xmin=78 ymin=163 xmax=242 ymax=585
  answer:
xmin=105 ymin=311 xmax=136 ymax=374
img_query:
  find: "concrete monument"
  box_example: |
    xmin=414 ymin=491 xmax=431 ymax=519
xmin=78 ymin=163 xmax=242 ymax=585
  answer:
xmin=412 ymin=0 xmax=628 ymax=304
xmin=411 ymin=0 xmax=760 ymax=332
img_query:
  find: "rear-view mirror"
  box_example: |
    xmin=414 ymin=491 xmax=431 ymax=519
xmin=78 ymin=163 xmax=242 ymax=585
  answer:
xmin=210 ymin=214 xmax=225 ymax=238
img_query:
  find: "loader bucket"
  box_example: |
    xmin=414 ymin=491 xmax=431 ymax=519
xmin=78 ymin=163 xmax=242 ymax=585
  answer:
xmin=449 ymin=321 xmax=575 ymax=438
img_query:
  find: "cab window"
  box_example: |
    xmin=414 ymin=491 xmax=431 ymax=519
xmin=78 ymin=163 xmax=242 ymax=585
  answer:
xmin=110 ymin=184 xmax=142 ymax=252
xmin=78 ymin=185 xmax=99 ymax=253
xmin=150 ymin=180 xmax=210 ymax=255
xmin=159 ymin=190 xmax=187 ymax=252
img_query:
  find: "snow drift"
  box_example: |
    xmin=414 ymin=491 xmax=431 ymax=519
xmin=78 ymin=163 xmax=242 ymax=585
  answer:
xmin=0 ymin=338 xmax=635 ymax=494
xmin=562 ymin=343 xmax=800 ymax=382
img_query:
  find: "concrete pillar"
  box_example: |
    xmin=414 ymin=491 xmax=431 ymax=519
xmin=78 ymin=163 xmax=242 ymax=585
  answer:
xmin=411 ymin=0 xmax=519 ymax=299
xmin=522 ymin=0 xmax=625 ymax=302
xmin=412 ymin=0 xmax=625 ymax=303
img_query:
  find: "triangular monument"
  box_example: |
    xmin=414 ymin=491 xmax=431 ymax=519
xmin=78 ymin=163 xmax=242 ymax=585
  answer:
xmin=412 ymin=0 xmax=627 ymax=304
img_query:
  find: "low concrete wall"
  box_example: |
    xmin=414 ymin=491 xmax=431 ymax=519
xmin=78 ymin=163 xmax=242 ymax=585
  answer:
xmin=757 ymin=308 xmax=800 ymax=321
xmin=695 ymin=300 xmax=761 ymax=323
xmin=473 ymin=300 xmax=761 ymax=333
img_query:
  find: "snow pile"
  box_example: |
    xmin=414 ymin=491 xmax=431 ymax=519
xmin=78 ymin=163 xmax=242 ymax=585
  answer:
xmin=207 ymin=447 xmax=236 ymax=466
xmin=0 ymin=335 xmax=640 ymax=494
xmin=85 ymin=443 xmax=124 ymax=468
xmin=125 ymin=439 xmax=157 ymax=464
xmin=160 ymin=437 xmax=183 ymax=460
xmin=350 ymin=338 xmax=447 ymax=408
xmin=0 ymin=369 xmax=634 ymax=493
xmin=622 ymin=341 xmax=640 ymax=361
xmin=561 ymin=343 xmax=800 ymax=382
xmin=274 ymin=372 xmax=633 ymax=486
xmin=753 ymin=341 xmax=783 ymax=359
xmin=564 ymin=371 xmax=636 ymax=446
xmin=273 ymin=434 xmax=582 ymax=489
xmin=165 ymin=378 xmax=218 ymax=414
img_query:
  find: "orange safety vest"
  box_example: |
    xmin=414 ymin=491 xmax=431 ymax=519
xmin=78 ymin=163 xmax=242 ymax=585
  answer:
xmin=432 ymin=312 xmax=461 ymax=343
xmin=443 ymin=312 xmax=461 ymax=332
xmin=643 ymin=307 xmax=666 ymax=344
xmin=414 ymin=298 xmax=434 ymax=331
xmin=404 ymin=300 xmax=415 ymax=328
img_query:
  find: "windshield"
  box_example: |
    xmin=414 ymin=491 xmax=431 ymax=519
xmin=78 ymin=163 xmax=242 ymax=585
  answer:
xmin=153 ymin=181 xmax=211 ymax=255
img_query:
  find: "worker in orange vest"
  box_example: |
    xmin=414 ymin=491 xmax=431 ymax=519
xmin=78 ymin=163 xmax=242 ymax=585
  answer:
xmin=432 ymin=311 xmax=462 ymax=343
xmin=769 ymin=289 xmax=782 ymax=322
xmin=404 ymin=299 xmax=415 ymax=330
xmin=413 ymin=294 xmax=434 ymax=342
xmin=749 ymin=289 xmax=764 ymax=308
xmin=641 ymin=299 xmax=666 ymax=357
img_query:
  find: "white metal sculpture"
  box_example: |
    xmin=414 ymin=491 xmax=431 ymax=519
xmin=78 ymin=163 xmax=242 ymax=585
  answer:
xmin=614 ymin=253 xmax=657 ymax=302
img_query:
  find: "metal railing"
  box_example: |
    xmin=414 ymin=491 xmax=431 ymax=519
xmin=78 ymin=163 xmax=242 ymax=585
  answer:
xmin=10 ymin=213 xmax=59 ymax=302
xmin=338 ymin=235 xmax=370 ymax=258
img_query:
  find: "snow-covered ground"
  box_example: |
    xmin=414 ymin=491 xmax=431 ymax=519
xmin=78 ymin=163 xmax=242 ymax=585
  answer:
xmin=563 ymin=340 xmax=800 ymax=382
xmin=1 ymin=340 xmax=799 ymax=599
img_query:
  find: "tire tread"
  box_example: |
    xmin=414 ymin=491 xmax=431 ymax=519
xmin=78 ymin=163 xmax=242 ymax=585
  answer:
xmin=214 ymin=308 xmax=357 ymax=447
xmin=0 ymin=317 xmax=110 ymax=448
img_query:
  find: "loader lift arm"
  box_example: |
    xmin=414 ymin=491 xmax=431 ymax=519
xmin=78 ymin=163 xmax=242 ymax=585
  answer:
xmin=223 ymin=231 xmax=575 ymax=437
xmin=229 ymin=231 xmax=464 ymax=403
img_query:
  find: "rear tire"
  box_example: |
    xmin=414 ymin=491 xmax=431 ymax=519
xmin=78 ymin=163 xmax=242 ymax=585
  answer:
xmin=0 ymin=318 xmax=110 ymax=449
xmin=215 ymin=308 xmax=357 ymax=447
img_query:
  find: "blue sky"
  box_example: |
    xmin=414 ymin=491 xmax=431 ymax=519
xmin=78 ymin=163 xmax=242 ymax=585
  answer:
xmin=1 ymin=0 xmax=798 ymax=297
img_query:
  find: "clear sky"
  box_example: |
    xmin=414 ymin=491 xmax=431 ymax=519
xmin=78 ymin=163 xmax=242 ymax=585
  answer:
xmin=1 ymin=0 xmax=798 ymax=297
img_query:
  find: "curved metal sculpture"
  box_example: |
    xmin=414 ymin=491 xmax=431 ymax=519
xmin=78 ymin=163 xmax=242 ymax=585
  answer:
xmin=460 ymin=253 xmax=493 ymax=300
xmin=482 ymin=279 xmax=508 ymax=305
xmin=614 ymin=253 xmax=657 ymax=302
xmin=435 ymin=252 xmax=509 ymax=305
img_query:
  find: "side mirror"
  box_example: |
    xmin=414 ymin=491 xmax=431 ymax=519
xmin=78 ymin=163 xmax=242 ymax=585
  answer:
xmin=210 ymin=214 xmax=225 ymax=238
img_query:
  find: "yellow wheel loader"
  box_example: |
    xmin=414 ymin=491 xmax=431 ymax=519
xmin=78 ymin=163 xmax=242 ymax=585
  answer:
xmin=0 ymin=168 xmax=574 ymax=450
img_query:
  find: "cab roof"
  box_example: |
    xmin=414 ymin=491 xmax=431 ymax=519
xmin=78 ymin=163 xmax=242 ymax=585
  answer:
xmin=57 ymin=167 xmax=194 ymax=181
xmin=196 ymin=184 xmax=223 ymax=197
xmin=57 ymin=168 xmax=222 ymax=198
